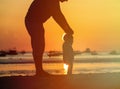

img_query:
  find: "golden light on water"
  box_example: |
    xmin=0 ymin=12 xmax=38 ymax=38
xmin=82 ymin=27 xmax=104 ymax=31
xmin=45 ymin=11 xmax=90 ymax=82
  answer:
xmin=63 ymin=63 xmax=69 ymax=74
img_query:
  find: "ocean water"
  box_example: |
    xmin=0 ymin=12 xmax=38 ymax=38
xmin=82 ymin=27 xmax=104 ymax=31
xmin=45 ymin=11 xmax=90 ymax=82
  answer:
xmin=0 ymin=52 xmax=120 ymax=77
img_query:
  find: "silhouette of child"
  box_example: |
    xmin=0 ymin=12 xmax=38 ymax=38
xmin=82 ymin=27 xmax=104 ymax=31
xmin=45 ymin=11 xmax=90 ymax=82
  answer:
xmin=63 ymin=33 xmax=74 ymax=75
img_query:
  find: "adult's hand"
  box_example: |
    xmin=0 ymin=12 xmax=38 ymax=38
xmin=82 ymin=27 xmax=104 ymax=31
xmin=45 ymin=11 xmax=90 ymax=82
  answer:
xmin=66 ymin=28 xmax=74 ymax=35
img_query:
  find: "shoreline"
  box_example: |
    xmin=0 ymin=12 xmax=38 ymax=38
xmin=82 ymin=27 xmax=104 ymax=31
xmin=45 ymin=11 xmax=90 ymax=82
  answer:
xmin=1 ymin=57 xmax=120 ymax=64
xmin=0 ymin=73 xmax=120 ymax=89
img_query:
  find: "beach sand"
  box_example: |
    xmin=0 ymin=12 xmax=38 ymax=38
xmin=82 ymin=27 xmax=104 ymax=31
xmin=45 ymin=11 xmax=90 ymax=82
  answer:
xmin=0 ymin=73 xmax=120 ymax=89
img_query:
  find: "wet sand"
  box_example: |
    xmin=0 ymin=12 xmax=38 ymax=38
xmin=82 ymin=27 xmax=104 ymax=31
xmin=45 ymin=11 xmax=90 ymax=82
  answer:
xmin=0 ymin=73 xmax=120 ymax=89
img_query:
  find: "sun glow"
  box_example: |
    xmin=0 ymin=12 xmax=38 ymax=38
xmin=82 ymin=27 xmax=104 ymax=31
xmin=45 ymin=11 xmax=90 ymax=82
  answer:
xmin=1 ymin=0 xmax=120 ymax=52
xmin=63 ymin=63 xmax=69 ymax=74
xmin=62 ymin=33 xmax=66 ymax=41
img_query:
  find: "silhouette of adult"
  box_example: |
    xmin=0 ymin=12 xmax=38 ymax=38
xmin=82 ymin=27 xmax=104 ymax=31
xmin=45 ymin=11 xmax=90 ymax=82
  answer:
xmin=25 ymin=0 xmax=74 ymax=76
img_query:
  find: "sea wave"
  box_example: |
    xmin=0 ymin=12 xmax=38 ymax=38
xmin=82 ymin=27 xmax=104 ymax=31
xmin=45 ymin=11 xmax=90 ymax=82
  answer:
xmin=0 ymin=56 xmax=120 ymax=64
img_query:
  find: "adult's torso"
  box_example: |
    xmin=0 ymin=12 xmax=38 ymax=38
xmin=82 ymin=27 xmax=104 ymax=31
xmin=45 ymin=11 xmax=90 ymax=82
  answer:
xmin=26 ymin=0 xmax=59 ymax=23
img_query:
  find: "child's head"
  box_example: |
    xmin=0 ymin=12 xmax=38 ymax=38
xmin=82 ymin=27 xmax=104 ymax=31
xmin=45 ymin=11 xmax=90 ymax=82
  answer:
xmin=63 ymin=33 xmax=73 ymax=44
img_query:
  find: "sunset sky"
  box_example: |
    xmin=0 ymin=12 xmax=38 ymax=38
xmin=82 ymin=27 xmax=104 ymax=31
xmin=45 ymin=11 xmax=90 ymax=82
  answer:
xmin=0 ymin=0 xmax=120 ymax=52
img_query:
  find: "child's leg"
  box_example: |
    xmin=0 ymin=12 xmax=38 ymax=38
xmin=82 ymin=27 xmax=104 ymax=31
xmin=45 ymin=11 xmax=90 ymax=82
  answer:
xmin=67 ymin=61 xmax=73 ymax=75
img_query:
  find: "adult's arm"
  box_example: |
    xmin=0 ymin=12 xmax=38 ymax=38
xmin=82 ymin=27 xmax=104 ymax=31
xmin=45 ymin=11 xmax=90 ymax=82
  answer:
xmin=51 ymin=0 xmax=74 ymax=34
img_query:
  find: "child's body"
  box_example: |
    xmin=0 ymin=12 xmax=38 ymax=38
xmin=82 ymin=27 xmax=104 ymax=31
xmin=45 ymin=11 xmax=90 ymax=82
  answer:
xmin=62 ymin=34 xmax=74 ymax=75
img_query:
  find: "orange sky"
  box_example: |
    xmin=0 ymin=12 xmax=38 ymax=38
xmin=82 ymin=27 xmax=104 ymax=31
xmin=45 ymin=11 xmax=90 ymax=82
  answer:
xmin=0 ymin=0 xmax=120 ymax=52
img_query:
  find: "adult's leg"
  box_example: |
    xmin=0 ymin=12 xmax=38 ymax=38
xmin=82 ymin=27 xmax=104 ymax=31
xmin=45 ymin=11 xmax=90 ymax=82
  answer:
xmin=25 ymin=21 xmax=45 ymax=75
